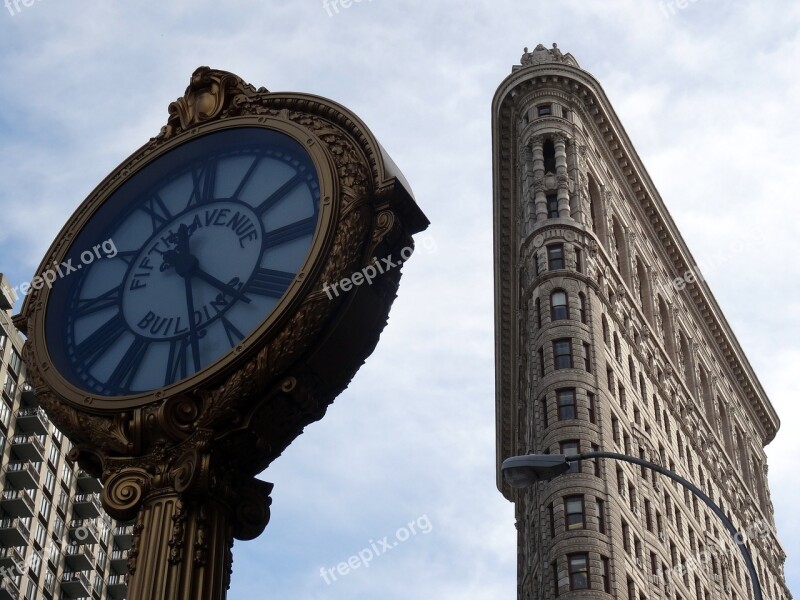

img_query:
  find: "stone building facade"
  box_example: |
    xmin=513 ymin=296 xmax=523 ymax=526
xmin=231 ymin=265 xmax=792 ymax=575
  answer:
xmin=0 ymin=281 xmax=132 ymax=600
xmin=492 ymin=44 xmax=791 ymax=600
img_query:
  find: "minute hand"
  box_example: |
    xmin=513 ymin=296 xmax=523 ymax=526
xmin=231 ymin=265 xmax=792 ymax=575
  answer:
xmin=192 ymin=267 xmax=252 ymax=304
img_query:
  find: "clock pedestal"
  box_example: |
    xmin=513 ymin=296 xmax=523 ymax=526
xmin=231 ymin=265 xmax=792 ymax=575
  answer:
xmin=102 ymin=456 xmax=272 ymax=599
xmin=17 ymin=67 xmax=429 ymax=600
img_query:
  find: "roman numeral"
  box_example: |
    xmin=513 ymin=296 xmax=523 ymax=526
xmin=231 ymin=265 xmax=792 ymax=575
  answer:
xmin=75 ymin=286 xmax=122 ymax=318
xmin=115 ymin=250 xmax=138 ymax=265
xmin=186 ymin=160 xmax=217 ymax=208
xmin=262 ymin=217 xmax=316 ymax=249
xmin=141 ymin=195 xmax=172 ymax=231
xmin=73 ymin=314 xmax=128 ymax=369
xmin=106 ymin=337 xmax=150 ymax=392
xmin=231 ymin=157 xmax=261 ymax=200
xmin=221 ymin=316 xmax=245 ymax=348
xmin=254 ymin=173 xmax=304 ymax=216
xmin=246 ymin=268 xmax=295 ymax=298
xmin=165 ymin=337 xmax=190 ymax=386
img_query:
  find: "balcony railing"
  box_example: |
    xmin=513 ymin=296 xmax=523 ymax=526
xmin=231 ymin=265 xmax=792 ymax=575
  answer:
xmin=0 ymin=518 xmax=30 ymax=537
xmin=71 ymin=493 xmax=102 ymax=518
xmin=2 ymin=461 xmax=40 ymax=489
xmin=15 ymin=406 xmax=49 ymax=433
xmin=0 ymin=489 xmax=36 ymax=517
xmin=10 ymin=434 xmax=45 ymax=461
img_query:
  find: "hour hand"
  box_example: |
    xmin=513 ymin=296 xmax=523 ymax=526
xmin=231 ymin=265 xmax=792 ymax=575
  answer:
xmin=192 ymin=268 xmax=251 ymax=304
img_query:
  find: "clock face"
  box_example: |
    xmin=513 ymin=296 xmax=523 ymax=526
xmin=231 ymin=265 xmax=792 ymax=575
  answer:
xmin=44 ymin=127 xmax=320 ymax=397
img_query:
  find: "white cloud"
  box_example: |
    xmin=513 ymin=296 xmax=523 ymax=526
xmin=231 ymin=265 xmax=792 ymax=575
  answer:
xmin=1 ymin=0 xmax=798 ymax=597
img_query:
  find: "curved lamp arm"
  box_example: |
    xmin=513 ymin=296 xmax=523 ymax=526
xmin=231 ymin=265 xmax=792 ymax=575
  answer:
xmin=572 ymin=451 xmax=762 ymax=600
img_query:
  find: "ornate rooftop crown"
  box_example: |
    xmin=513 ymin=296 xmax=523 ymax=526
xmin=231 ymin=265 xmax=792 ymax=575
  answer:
xmin=520 ymin=43 xmax=580 ymax=68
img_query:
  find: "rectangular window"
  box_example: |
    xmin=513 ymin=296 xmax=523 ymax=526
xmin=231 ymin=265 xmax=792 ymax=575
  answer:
xmin=541 ymin=397 xmax=549 ymax=429
xmin=9 ymin=349 xmax=22 ymax=376
xmin=564 ymin=495 xmax=585 ymax=530
xmin=582 ymin=343 xmax=591 ymax=372
xmin=553 ymin=339 xmax=572 ymax=369
xmin=587 ymin=393 xmax=596 ymax=424
xmin=607 ymin=367 xmax=615 ymax=392
xmin=535 ymin=298 xmax=542 ymax=327
xmin=547 ymin=194 xmax=559 ymax=219
xmin=0 ymin=401 xmax=10 ymax=427
xmin=622 ymin=520 xmax=631 ymax=552
xmin=547 ymin=244 xmax=565 ymax=270
xmin=591 ymin=443 xmax=601 ymax=477
xmin=29 ymin=551 xmax=42 ymax=578
xmin=62 ymin=463 xmax=74 ymax=487
xmin=618 ymin=384 xmax=627 ymax=411
xmin=35 ymin=522 xmax=47 ymax=548
xmin=645 ymin=499 xmax=653 ymax=531
xmin=568 ymin=553 xmax=590 ymax=590
xmin=53 ymin=515 xmax=64 ymax=538
xmin=538 ymin=104 xmax=552 ymax=117
xmin=575 ymin=248 xmax=583 ymax=273
xmin=49 ymin=541 xmax=60 ymax=565
xmin=48 ymin=442 xmax=60 ymax=467
xmin=597 ymin=498 xmax=606 ymax=533
xmin=44 ymin=570 xmax=55 ymax=593
xmin=561 ymin=440 xmax=579 ymax=473
xmin=549 ymin=502 xmax=556 ymax=538
xmin=39 ymin=496 xmax=52 ymax=521
xmin=557 ymin=389 xmax=576 ymax=420
xmin=601 ymin=556 xmax=611 ymax=592
xmin=45 ymin=469 xmax=56 ymax=495
xmin=3 ymin=372 xmax=16 ymax=399
xmin=539 ymin=348 xmax=546 ymax=378
xmin=552 ymin=561 xmax=560 ymax=596
xmin=611 ymin=416 xmax=620 ymax=444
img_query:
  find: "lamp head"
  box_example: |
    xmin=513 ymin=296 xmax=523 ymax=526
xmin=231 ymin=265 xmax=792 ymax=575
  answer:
xmin=501 ymin=454 xmax=571 ymax=488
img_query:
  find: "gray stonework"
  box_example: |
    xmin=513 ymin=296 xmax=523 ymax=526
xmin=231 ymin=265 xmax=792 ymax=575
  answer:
xmin=493 ymin=45 xmax=791 ymax=600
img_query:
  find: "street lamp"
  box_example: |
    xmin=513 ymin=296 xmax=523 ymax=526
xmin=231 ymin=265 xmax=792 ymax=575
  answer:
xmin=501 ymin=450 xmax=762 ymax=600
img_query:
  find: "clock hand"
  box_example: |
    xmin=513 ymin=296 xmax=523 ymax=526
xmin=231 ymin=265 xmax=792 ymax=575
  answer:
xmin=184 ymin=275 xmax=202 ymax=372
xmin=191 ymin=267 xmax=252 ymax=304
xmin=161 ymin=223 xmax=197 ymax=272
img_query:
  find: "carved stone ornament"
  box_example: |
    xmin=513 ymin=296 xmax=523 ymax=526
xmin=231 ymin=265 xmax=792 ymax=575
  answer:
xmin=15 ymin=67 xmax=428 ymax=600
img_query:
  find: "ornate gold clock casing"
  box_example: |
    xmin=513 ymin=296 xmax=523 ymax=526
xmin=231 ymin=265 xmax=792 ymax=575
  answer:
xmin=14 ymin=68 xmax=428 ymax=600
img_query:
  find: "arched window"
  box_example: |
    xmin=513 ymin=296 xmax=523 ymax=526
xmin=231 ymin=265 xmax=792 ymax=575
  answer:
xmin=588 ymin=173 xmax=601 ymax=235
xmin=551 ymin=290 xmax=569 ymax=321
xmin=610 ymin=215 xmax=632 ymax=286
xmin=698 ymin=365 xmax=715 ymax=423
xmin=636 ymin=258 xmax=654 ymax=324
xmin=657 ymin=295 xmax=676 ymax=360
xmin=735 ymin=427 xmax=752 ymax=485
xmin=718 ymin=401 xmax=734 ymax=456
xmin=678 ymin=331 xmax=695 ymax=393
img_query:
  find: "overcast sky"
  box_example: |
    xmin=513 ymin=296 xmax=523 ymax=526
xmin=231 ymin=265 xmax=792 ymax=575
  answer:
xmin=1 ymin=1 xmax=798 ymax=598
